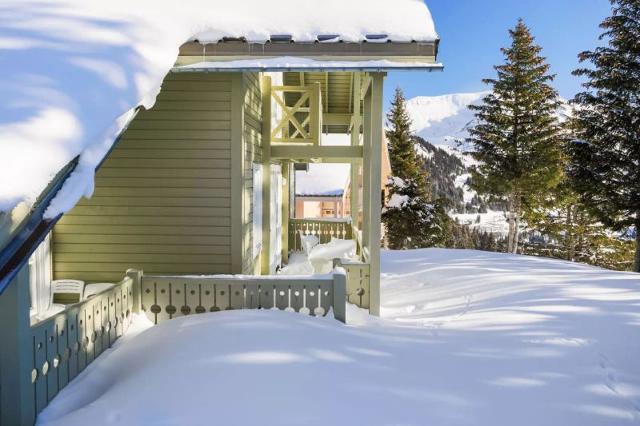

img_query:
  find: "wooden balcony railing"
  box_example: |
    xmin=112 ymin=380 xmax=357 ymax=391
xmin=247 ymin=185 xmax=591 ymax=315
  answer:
xmin=271 ymin=83 xmax=322 ymax=145
xmin=26 ymin=272 xmax=136 ymax=421
xmin=140 ymin=273 xmax=346 ymax=324
xmin=288 ymin=218 xmax=353 ymax=251
xmin=16 ymin=269 xmax=347 ymax=423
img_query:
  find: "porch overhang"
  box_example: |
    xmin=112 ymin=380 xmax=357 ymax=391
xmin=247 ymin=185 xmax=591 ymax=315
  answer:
xmin=173 ymin=40 xmax=443 ymax=72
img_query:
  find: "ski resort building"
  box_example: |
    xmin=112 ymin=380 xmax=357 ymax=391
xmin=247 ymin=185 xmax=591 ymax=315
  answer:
xmin=0 ymin=2 xmax=441 ymax=424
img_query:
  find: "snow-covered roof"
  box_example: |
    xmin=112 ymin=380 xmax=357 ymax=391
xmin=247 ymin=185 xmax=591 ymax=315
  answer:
xmin=0 ymin=0 xmax=438 ymax=217
xmin=176 ymin=58 xmax=442 ymax=73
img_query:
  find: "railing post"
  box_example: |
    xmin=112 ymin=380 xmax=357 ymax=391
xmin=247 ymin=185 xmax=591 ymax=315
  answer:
xmin=332 ymin=267 xmax=347 ymax=323
xmin=126 ymin=269 xmax=143 ymax=314
xmin=0 ymin=265 xmax=35 ymax=426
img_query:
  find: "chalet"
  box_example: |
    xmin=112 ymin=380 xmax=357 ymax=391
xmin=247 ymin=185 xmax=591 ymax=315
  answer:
xmin=0 ymin=3 xmax=440 ymax=424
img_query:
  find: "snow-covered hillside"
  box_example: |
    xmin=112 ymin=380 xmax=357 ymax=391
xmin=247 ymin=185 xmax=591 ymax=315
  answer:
xmin=39 ymin=249 xmax=640 ymax=426
xmin=406 ymin=92 xmax=485 ymax=217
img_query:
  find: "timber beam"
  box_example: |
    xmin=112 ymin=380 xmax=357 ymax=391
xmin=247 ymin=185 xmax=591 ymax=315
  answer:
xmin=270 ymin=145 xmax=363 ymax=162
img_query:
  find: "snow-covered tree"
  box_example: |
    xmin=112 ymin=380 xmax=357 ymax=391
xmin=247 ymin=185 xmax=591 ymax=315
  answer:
xmin=568 ymin=0 xmax=640 ymax=272
xmin=383 ymin=88 xmax=449 ymax=249
xmin=467 ymin=20 xmax=564 ymax=254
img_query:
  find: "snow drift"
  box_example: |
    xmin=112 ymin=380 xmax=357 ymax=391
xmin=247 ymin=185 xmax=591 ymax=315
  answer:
xmin=38 ymin=249 xmax=640 ymax=425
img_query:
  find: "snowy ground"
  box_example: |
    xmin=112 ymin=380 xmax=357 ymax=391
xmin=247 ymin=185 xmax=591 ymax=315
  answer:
xmin=38 ymin=249 xmax=640 ymax=425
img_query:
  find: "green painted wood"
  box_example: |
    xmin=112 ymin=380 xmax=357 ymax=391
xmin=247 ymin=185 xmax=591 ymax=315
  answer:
xmin=241 ymin=72 xmax=264 ymax=275
xmin=261 ymin=75 xmax=272 ymax=275
xmin=52 ymin=72 xmax=237 ymax=283
xmin=20 ymin=274 xmax=135 ymax=423
xmin=230 ymin=74 xmax=245 ymax=274
xmin=335 ymin=259 xmax=370 ymax=309
xmin=288 ymin=218 xmax=353 ymax=251
xmin=139 ymin=273 xmax=346 ymax=324
xmin=0 ymin=266 xmax=35 ymax=426
xmin=367 ymin=73 xmax=384 ymax=317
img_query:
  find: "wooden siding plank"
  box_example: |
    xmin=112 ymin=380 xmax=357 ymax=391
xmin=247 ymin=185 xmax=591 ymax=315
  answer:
xmin=64 ymin=206 xmax=229 ymax=217
xmin=73 ymin=197 xmax=230 ymax=208
xmin=89 ymin=178 xmax=231 ymax=188
xmin=55 ymin=253 xmax=228 ymax=264
xmin=135 ymin=111 xmax=231 ymax=121
xmin=54 ymin=225 xmax=230 ymax=235
xmin=54 ymin=261 xmax=231 ymax=273
xmin=148 ymin=101 xmax=230 ymax=111
xmin=91 ymin=186 xmax=230 ymax=197
xmin=155 ymin=92 xmax=232 ymax=102
xmin=120 ymin=130 xmax=231 ymax=140
xmin=54 ymin=243 xmax=229 ymax=255
xmin=58 ymin=215 xmax=230 ymax=226
xmin=53 ymin=234 xmax=230 ymax=245
xmin=53 ymin=72 xmax=236 ymax=282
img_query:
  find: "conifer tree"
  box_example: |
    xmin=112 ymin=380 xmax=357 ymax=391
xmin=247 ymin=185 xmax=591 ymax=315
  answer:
xmin=568 ymin=0 xmax=640 ymax=272
xmin=383 ymin=88 xmax=449 ymax=249
xmin=467 ymin=20 xmax=564 ymax=254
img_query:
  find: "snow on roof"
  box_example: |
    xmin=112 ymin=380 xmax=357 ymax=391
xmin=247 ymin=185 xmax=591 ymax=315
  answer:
xmin=177 ymin=57 xmax=442 ymax=72
xmin=295 ymin=134 xmax=351 ymax=197
xmin=0 ymin=0 xmax=438 ymax=216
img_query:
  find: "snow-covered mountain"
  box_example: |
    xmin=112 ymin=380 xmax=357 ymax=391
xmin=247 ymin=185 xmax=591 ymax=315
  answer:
xmin=407 ymin=91 xmax=571 ymax=153
xmin=406 ymin=92 xmax=488 ymax=152
xmin=404 ymin=92 xmax=487 ymax=215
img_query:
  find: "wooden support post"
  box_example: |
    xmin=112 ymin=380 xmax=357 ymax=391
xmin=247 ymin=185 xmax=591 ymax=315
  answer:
xmin=230 ymin=74 xmax=245 ymax=274
xmin=261 ymin=75 xmax=272 ymax=275
xmin=332 ymin=268 xmax=347 ymax=324
xmin=362 ymin=78 xmax=372 ymax=252
xmin=281 ymin=161 xmax=290 ymax=264
xmin=126 ymin=269 xmax=143 ymax=313
xmin=368 ymin=73 xmax=384 ymax=316
xmin=0 ymin=265 xmax=35 ymax=426
xmin=350 ymin=73 xmax=362 ymax=228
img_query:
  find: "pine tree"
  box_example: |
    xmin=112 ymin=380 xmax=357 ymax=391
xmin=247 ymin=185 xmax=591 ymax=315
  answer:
xmin=467 ymin=20 xmax=564 ymax=254
xmin=383 ymin=88 xmax=449 ymax=249
xmin=568 ymin=0 xmax=640 ymax=272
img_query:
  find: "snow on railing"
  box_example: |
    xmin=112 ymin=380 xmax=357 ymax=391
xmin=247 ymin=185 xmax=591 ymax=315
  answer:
xmin=140 ymin=272 xmax=346 ymax=325
xmin=4 ymin=269 xmax=347 ymax=424
xmin=335 ymin=259 xmax=370 ymax=309
xmin=288 ymin=218 xmax=353 ymax=251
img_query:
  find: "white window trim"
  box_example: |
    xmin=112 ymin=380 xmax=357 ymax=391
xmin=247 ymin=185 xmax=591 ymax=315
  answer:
xmin=29 ymin=232 xmax=52 ymax=316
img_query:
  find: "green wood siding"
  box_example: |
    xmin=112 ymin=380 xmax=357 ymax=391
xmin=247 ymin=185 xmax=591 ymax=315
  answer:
xmin=52 ymin=73 xmax=235 ymax=282
xmin=241 ymin=72 xmax=263 ymax=274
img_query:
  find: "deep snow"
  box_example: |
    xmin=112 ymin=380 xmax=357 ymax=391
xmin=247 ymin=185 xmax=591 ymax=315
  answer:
xmin=38 ymin=249 xmax=640 ymax=425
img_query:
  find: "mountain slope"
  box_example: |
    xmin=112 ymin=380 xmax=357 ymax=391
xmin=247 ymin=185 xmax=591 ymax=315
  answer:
xmin=406 ymin=92 xmax=488 ymax=151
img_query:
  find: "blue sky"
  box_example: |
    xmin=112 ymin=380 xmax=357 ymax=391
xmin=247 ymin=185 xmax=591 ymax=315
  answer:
xmin=384 ymin=0 xmax=612 ymax=109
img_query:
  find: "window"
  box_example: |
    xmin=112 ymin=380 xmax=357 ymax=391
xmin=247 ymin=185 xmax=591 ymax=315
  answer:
xmin=28 ymin=233 xmax=52 ymax=316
